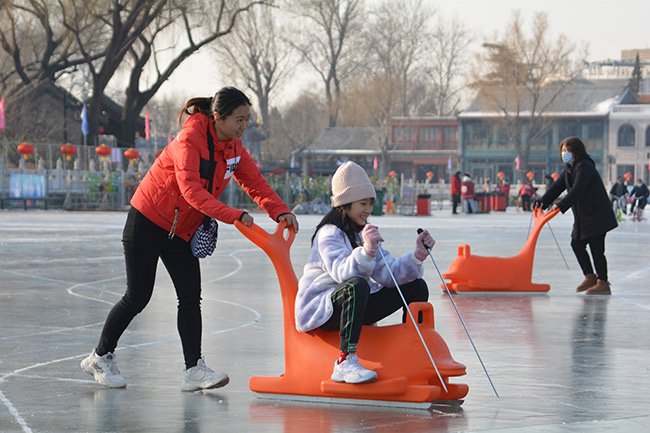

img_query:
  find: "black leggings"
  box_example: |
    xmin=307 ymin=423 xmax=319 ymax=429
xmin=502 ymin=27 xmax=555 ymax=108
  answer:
xmin=570 ymin=234 xmax=608 ymax=282
xmin=96 ymin=208 xmax=203 ymax=369
xmin=320 ymin=277 xmax=429 ymax=353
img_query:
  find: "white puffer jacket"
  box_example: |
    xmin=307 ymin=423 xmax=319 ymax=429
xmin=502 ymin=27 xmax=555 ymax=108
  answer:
xmin=295 ymin=224 xmax=423 ymax=333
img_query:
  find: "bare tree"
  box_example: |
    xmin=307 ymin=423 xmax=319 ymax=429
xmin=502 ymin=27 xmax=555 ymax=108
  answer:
xmin=60 ymin=0 xmax=169 ymax=145
xmin=471 ymin=11 xmax=587 ymax=180
xmin=364 ymin=0 xmax=434 ymax=117
xmin=60 ymin=0 xmax=273 ymax=147
xmin=213 ymin=5 xmax=295 ymax=138
xmin=338 ymin=0 xmax=433 ymax=175
xmin=119 ymin=0 xmax=274 ymax=146
xmin=266 ymin=92 xmax=326 ymax=164
xmin=0 ymin=0 xmax=94 ymax=94
xmin=289 ymin=0 xmax=363 ymax=127
xmin=423 ymin=14 xmax=472 ymax=116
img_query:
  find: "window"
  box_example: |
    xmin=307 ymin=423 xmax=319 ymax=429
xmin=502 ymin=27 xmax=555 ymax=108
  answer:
xmin=586 ymin=122 xmax=604 ymax=140
xmin=443 ymin=127 xmax=457 ymax=142
xmin=559 ymin=121 xmax=579 ymax=139
xmin=420 ymin=126 xmax=439 ymax=142
xmin=646 ymin=125 xmax=650 ymax=147
xmin=617 ymin=164 xmax=634 ymax=179
xmin=470 ymin=123 xmax=487 ymax=140
xmin=392 ymin=126 xmax=414 ymax=142
xmin=617 ymin=124 xmax=635 ymax=147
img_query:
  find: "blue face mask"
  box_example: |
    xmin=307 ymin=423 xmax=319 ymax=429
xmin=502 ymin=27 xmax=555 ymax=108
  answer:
xmin=561 ymin=152 xmax=573 ymax=164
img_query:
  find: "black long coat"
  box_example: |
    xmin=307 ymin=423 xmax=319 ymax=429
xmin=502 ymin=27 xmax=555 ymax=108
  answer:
xmin=540 ymin=157 xmax=617 ymax=240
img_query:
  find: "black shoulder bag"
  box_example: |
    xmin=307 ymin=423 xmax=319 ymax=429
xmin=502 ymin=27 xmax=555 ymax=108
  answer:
xmin=190 ymin=126 xmax=219 ymax=258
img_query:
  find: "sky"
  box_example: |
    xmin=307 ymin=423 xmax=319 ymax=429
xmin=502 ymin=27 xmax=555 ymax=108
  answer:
xmin=158 ymin=0 xmax=650 ymax=105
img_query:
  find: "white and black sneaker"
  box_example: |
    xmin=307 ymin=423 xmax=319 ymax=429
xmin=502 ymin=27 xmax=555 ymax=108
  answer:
xmin=181 ymin=358 xmax=229 ymax=392
xmin=80 ymin=349 xmax=127 ymax=388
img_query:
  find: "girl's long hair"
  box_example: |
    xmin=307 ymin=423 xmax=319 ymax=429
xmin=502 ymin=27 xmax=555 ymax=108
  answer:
xmin=311 ymin=205 xmax=359 ymax=248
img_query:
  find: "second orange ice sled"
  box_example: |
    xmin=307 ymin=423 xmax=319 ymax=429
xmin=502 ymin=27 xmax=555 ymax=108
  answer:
xmin=235 ymin=220 xmax=468 ymax=409
xmin=442 ymin=208 xmax=560 ymax=292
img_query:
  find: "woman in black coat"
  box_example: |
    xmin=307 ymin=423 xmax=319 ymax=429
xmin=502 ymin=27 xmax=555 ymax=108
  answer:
xmin=534 ymin=137 xmax=617 ymax=295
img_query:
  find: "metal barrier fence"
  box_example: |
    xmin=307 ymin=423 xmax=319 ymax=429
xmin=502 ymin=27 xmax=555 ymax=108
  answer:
xmin=1 ymin=140 xmax=461 ymax=213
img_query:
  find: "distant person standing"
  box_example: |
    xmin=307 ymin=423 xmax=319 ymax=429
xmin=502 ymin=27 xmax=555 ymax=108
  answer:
xmin=496 ymin=178 xmax=511 ymax=207
xmin=450 ymin=171 xmax=462 ymax=215
xmin=483 ymin=178 xmax=492 ymax=193
xmin=518 ymin=181 xmax=537 ymax=212
xmin=461 ymin=173 xmax=476 ymax=214
xmin=534 ymin=136 xmax=617 ymax=295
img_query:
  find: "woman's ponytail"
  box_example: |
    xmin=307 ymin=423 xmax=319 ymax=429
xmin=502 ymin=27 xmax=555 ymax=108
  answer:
xmin=178 ymin=97 xmax=212 ymax=127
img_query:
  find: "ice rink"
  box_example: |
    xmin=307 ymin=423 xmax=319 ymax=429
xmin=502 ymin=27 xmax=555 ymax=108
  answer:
xmin=1 ymin=207 xmax=649 ymax=433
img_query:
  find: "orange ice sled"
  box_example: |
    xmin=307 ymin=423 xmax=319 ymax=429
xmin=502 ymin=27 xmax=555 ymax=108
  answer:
xmin=234 ymin=220 xmax=468 ymax=409
xmin=442 ymin=208 xmax=560 ymax=292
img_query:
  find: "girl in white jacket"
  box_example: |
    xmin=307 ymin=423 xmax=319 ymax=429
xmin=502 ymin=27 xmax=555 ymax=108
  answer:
xmin=295 ymin=162 xmax=435 ymax=384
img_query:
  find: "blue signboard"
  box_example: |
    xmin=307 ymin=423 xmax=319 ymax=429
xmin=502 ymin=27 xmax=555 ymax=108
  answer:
xmin=10 ymin=173 xmax=45 ymax=198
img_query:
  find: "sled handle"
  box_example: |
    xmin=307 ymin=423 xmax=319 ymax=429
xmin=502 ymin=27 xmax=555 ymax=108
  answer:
xmin=234 ymin=219 xmax=296 ymax=253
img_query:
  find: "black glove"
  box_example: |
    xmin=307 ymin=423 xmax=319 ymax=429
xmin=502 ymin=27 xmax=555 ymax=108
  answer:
xmin=532 ymin=199 xmax=544 ymax=210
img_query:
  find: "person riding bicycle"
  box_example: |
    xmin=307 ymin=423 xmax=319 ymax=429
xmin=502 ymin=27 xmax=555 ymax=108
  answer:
xmin=609 ymin=177 xmax=628 ymax=215
xmin=629 ymin=179 xmax=649 ymax=217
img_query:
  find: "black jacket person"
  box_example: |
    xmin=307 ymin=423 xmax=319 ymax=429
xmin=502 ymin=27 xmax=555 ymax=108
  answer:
xmin=535 ymin=137 xmax=617 ymax=295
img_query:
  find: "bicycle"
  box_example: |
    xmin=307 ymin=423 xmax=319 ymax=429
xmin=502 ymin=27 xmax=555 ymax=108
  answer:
xmin=611 ymin=195 xmax=627 ymax=221
xmin=631 ymin=205 xmax=645 ymax=222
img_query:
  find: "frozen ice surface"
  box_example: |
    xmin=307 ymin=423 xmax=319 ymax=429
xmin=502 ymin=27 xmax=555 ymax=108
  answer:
xmin=1 ymin=208 xmax=649 ymax=432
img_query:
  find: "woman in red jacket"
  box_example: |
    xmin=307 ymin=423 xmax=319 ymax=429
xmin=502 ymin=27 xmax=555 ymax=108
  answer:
xmin=81 ymin=87 xmax=298 ymax=391
xmin=450 ymin=171 xmax=461 ymax=214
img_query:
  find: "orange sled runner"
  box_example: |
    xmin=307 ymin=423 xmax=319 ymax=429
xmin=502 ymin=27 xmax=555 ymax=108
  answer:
xmin=442 ymin=208 xmax=560 ymax=292
xmin=235 ymin=220 xmax=468 ymax=409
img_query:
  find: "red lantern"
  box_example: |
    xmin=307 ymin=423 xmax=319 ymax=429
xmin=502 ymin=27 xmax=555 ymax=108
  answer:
xmin=551 ymin=172 xmax=559 ymax=180
xmin=60 ymin=143 xmax=77 ymax=161
xmin=389 ymin=170 xmax=397 ymax=178
xmin=17 ymin=142 xmax=34 ymax=160
xmin=426 ymin=171 xmax=434 ymax=180
xmin=526 ymin=171 xmax=534 ymax=180
xmin=95 ymin=144 xmax=112 ymax=161
xmin=124 ymin=148 xmax=140 ymax=163
xmin=497 ymin=171 xmax=505 ymax=180
xmin=623 ymin=172 xmax=632 ymax=181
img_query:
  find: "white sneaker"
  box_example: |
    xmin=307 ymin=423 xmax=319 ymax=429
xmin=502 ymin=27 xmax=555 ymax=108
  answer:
xmin=80 ymin=349 xmax=127 ymax=388
xmin=182 ymin=358 xmax=229 ymax=392
xmin=331 ymin=354 xmax=378 ymax=384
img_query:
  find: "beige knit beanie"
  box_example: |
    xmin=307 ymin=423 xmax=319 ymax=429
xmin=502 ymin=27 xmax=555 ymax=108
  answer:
xmin=330 ymin=161 xmax=376 ymax=207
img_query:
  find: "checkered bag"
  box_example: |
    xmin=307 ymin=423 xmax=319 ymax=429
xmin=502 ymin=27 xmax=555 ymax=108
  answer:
xmin=190 ymin=216 xmax=218 ymax=258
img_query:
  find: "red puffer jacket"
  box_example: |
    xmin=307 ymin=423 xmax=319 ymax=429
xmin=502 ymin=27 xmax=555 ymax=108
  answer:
xmin=131 ymin=114 xmax=290 ymax=241
xmin=450 ymin=175 xmax=461 ymax=195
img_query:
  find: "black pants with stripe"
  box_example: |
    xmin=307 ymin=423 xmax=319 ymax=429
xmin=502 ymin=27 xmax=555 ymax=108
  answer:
xmin=320 ymin=277 xmax=429 ymax=353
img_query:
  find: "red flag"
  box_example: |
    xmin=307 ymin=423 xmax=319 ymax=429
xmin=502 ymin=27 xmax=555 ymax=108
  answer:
xmin=373 ymin=156 xmax=378 ymax=170
xmin=145 ymin=111 xmax=150 ymax=140
xmin=515 ymin=156 xmax=520 ymax=170
xmin=0 ymin=97 xmax=5 ymax=132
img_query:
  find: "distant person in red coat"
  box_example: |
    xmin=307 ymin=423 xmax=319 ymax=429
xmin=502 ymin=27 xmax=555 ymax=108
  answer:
xmin=461 ymin=173 xmax=477 ymax=214
xmin=450 ymin=171 xmax=462 ymax=214
xmin=519 ymin=181 xmax=537 ymax=211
